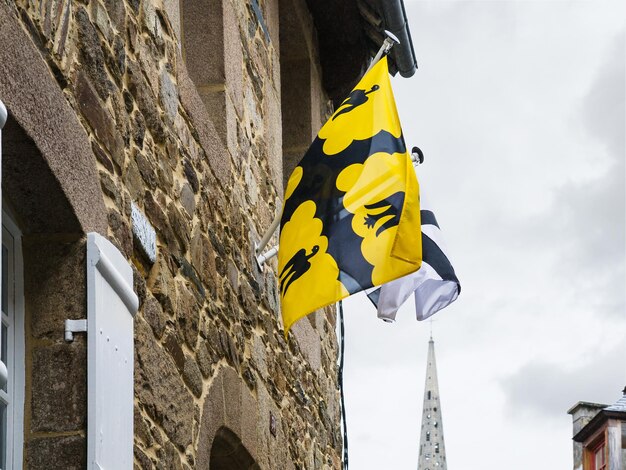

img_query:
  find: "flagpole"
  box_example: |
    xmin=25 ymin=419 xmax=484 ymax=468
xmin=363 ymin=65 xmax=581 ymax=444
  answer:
xmin=254 ymin=31 xmax=401 ymax=269
xmin=254 ymin=204 xmax=281 ymax=257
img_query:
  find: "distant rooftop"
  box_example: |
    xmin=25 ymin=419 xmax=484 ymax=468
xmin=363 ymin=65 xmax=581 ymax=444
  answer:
xmin=605 ymin=393 xmax=626 ymax=413
xmin=567 ymin=401 xmax=608 ymax=415
xmin=572 ymin=388 xmax=626 ymax=443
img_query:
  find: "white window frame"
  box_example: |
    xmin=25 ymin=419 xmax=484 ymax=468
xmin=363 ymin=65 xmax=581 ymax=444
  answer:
xmin=1 ymin=209 xmax=25 ymax=470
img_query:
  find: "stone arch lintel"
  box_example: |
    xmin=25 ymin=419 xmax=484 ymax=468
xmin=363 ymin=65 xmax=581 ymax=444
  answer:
xmin=0 ymin=3 xmax=107 ymax=236
xmin=197 ymin=365 xmax=262 ymax=468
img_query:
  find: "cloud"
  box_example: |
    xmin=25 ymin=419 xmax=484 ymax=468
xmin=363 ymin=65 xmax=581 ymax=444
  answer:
xmin=519 ymin=32 xmax=626 ymax=318
xmin=433 ymin=30 xmax=626 ymax=323
xmin=578 ymin=32 xmax=625 ymax=159
xmin=500 ymin=340 xmax=626 ymax=419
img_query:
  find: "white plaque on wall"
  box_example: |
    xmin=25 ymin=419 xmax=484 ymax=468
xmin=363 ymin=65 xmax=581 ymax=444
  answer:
xmin=131 ymin=202 xmax=156 ymax=264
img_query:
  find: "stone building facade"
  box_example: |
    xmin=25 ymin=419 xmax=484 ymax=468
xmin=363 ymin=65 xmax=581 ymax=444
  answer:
xmin=0 ymin=0 xmax=388 ymax=468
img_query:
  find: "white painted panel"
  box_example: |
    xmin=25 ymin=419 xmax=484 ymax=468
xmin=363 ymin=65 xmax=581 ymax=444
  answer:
xmin=87 ymin=233 xmax=138 ymax=470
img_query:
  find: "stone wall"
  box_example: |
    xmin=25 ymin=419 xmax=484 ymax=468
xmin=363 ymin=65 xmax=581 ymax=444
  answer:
xmin=4 ymin=0 xmax=343 ymax=467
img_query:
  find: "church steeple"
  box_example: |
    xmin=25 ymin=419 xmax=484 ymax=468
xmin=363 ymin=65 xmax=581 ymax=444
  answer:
xmin=417 ymin=336 xmax=447 ymax=469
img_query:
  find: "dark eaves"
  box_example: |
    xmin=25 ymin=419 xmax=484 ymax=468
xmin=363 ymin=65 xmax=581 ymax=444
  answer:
xmin=357 ymin=0 xmax=417 ymax=78
xmin=306 ymin=0 xmax=417 ymax=105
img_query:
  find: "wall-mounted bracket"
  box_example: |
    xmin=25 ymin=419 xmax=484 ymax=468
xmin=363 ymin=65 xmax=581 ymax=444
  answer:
xmin=366 ymin=30 xmax=400 ymax=74
xmin=65 ymin=318 xmax=87 ymax=342
xmin=256 ymin=244 xmax=278 ymax=270
xmin=411 ymin=146 xmax=424 ymax=166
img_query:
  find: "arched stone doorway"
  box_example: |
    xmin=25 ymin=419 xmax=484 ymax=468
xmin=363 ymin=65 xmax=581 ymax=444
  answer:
xmin=195 ymin=365 xmax=290 ymax=469
xmin=1 ymin=113 xmax=105 ymax=467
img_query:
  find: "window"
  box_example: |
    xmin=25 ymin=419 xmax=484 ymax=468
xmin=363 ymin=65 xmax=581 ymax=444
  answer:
xmin=591 ymin=441 xmax=606 ymax=470
xmin=426 ymin=431 xmax=430 ymax=441
xmin=427 ymin=391 xmax=431 ymax=399
xmin=0 ymin=210 xmax=25 ymax=470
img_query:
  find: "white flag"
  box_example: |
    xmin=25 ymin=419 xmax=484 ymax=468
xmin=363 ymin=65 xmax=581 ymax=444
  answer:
xmin=366 ymin=193 xmax=460 ymax=322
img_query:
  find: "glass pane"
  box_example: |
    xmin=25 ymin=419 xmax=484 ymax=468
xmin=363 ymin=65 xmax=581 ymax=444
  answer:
xmin=595 ymin=445 xmax=604 ymax=467
xmin=0 ymin=402 xmax=5 ymax=470
xmin=0 ymin=324 xmax=5 ymax=393
xmin=1 ymin=244 xmax=7 ymax=315
xmin=0 ymin=323 xmax=5 ymax=365
xmin=0 ymin=323 xmax=5 ymax=392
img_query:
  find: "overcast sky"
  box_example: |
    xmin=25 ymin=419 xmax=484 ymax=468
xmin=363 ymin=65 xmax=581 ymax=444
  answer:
xmin=341 ymin=1 xmax=625 ymax=468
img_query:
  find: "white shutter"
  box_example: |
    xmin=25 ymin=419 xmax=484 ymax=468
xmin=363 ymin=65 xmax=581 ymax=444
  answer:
xmin=87 ymin=233 xmax=138 ymax=470
xmin=0 ymin=99 xmax=7 ymax=389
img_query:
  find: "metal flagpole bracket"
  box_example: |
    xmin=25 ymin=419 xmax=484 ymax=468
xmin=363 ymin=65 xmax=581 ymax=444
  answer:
xmin=255 ymin=244 xmax=278 ymax=270
xmin=384 ymin=30 xmax=401 ymax=49
xmin=411 ymin=146 xmax=424 ymax=166
xmin=367 ymin=30 xmax=400 ymax=73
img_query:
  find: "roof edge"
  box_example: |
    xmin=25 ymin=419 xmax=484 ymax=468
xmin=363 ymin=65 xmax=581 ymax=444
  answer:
xmin=567 ymin=401 xmax=608 ymax=415
xmin=573 ymin=410 xmax=626 ymax=442
xmin=380 ymin=0 xmax=417 ymax=78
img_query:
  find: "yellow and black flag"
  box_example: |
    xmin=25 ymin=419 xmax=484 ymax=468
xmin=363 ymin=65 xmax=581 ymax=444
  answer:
xmin=278 ymin=56 xmax=422 ymax=335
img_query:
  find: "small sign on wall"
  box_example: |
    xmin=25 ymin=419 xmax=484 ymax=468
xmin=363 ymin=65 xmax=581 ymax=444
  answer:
xmin=131 ymin=202 xmax=156 ymax=264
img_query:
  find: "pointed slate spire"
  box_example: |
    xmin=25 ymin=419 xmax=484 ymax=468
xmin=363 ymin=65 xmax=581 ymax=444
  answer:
xmin=417 ymin=336 xmax=447 ymax=470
